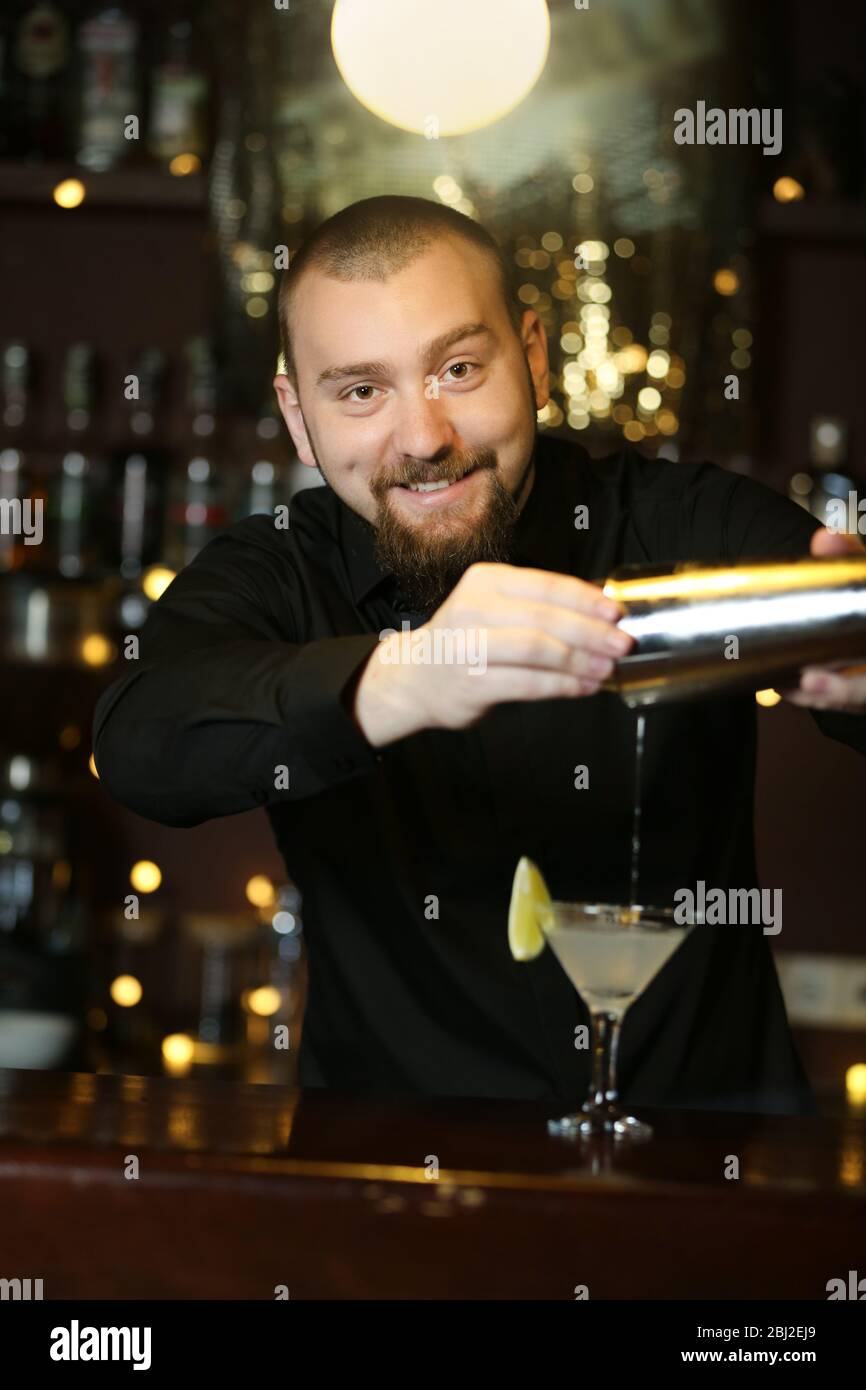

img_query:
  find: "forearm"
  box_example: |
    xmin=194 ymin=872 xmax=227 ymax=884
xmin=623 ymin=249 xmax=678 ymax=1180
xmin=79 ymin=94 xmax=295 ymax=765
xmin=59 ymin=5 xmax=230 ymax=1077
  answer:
xmin=93 ymin=634 xmax=382 ymax=826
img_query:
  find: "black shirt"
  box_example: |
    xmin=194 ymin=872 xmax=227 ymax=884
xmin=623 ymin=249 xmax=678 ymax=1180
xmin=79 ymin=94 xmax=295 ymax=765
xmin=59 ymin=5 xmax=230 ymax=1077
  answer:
xmin=92 ymin=434 xmax=866 ymax=1114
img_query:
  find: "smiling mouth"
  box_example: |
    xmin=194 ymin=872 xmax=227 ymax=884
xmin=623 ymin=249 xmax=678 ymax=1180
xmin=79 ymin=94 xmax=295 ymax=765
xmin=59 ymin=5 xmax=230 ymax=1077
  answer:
xmin=395 ymin=465 xmax=477 ymax=493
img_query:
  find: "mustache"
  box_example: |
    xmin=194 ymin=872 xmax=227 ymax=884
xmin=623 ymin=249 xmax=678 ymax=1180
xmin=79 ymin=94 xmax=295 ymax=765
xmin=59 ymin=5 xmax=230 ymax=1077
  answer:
xmin=370 ymin=447 xmax=497 ymax=495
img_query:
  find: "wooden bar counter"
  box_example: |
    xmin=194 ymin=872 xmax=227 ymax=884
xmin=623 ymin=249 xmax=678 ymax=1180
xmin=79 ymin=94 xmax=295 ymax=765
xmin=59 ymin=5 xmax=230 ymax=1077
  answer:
xmin=0 ymin=1067 xmax=865 ymax=1300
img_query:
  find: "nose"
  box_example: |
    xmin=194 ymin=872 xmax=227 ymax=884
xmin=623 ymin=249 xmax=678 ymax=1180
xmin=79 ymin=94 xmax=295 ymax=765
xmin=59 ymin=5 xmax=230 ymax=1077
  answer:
xmin=390 ymin=389 xmax=456 ymax=463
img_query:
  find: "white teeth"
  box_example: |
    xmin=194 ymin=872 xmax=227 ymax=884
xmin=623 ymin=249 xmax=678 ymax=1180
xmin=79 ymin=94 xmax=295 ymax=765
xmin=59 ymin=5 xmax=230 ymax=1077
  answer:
xmin=404 ymin=469 xmax=473 ymax=493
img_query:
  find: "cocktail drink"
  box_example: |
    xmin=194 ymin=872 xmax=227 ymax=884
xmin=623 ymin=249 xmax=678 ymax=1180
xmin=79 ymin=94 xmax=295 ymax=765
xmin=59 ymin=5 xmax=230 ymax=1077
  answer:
xmin=509 ymin=860 xmax=695 ymax=1140
xmin=542 ymin=901 xmax=690 ymax=1138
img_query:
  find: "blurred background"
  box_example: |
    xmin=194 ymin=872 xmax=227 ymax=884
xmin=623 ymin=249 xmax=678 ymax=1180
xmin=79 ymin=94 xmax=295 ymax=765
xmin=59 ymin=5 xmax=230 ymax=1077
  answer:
xmin=1 ymin=0 xmax=865 ymax=1114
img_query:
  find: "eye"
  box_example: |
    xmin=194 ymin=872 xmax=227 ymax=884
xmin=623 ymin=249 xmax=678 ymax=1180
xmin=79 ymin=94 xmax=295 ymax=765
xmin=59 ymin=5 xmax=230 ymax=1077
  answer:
xmin=341 ymin=383 xmax=381 ymax=403
xmin=443 ymin=361 xmax=477 ymax=382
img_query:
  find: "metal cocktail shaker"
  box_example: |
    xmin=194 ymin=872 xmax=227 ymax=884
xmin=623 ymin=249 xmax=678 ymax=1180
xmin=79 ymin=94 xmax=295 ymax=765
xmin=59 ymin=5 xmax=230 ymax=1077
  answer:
xmin=599 ymin=554 xmax=866 ymax=707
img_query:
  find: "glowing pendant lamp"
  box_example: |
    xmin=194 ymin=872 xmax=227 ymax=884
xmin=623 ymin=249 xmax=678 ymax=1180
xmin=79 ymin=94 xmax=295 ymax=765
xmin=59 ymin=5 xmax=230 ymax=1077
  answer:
xmin=331 ymin=0 xmax=550 ymax=137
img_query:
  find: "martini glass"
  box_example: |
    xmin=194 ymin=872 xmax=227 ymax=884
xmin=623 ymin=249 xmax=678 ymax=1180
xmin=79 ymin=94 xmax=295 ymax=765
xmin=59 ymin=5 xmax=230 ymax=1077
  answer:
xmin=540 ymin=901 xmax=695 ymax=1141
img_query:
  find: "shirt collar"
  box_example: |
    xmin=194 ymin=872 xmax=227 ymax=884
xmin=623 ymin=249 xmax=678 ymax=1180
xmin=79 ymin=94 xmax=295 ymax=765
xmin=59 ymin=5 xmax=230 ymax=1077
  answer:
xmin=339 ymin=498 xmax=395 ymax=606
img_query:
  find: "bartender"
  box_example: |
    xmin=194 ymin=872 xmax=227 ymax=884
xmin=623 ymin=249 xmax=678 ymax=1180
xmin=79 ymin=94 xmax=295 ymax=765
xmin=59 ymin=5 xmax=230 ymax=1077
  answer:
xmin=93 ymin=195 xmax=866 ymax=1116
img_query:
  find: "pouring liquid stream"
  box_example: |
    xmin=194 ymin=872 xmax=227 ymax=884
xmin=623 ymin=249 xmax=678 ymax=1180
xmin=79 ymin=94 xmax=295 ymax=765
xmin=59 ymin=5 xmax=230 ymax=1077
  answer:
xmin=629 ymin=712 xmax=647 ymax=908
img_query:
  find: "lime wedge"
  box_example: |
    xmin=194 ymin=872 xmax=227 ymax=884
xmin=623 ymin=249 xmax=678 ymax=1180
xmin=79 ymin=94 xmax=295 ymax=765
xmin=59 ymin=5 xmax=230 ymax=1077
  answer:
xmin=508 ymin=857 xmax=552 ymax=961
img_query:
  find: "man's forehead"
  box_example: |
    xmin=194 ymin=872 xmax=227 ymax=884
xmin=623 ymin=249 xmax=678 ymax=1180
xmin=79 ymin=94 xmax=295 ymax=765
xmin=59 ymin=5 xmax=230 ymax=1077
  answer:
xmin=295 ymin=235 xmax=496 ymax=316
xmin=294 ymin=258 xmax=500 ymax=378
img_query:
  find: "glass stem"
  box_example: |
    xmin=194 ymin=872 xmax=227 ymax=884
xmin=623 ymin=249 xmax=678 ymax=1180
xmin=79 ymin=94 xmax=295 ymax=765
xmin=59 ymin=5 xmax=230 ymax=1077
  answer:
xmin=589 ymin=1010 xmax=622 ymax=1109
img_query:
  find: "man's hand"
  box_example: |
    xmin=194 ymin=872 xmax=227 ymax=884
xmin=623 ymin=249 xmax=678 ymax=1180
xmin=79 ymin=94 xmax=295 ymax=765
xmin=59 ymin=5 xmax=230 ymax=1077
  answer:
xmin=352 ymin=562 xmax=634 ymax=748
xmin=779 ymin=526 xmax=866 ymax=713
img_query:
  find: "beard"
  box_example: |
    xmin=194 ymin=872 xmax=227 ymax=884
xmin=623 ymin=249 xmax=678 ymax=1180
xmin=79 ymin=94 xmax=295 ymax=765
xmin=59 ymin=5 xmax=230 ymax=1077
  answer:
xmin=367 ymin=444 xmax=529 ymax=613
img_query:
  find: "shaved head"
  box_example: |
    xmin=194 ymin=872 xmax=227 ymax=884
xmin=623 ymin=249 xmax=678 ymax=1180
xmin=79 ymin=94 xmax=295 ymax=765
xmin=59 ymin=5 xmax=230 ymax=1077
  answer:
xmin=277 ymin=195 xmax=522 ymax=387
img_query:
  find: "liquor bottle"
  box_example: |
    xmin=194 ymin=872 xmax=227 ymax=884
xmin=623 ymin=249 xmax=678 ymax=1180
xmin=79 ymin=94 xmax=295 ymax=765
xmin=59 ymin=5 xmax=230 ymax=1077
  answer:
xmin=182 ymin=335 xmax=217 ymax=438
xmin=107 ymin=347 xmax=169 ymax=578
xmin=75 ymin=4 xmax=140 ymax=172
xmin=787 ymin=416 xmax=856 ymax=533
xmin=161 ymin=337 xmax=226 ymax=570
xmin=0 ymin=447 xmax=25 ymax=573
xmin=2 ymin=1 xmax=74 ymax=161
xmin=147 ymin=13 xmax=208 ymax=164
xmin=236 ymin=459 xmax=278 ymax=521
xmin=7 ymin=448 xmax=52 ymax=577
xmin=126 ymin=345 xmax=166 ymax=438
xmin=163 ymin=455 xmax=227 ymax=571
xmin=255 ymin=397 xmax=281 ymax=444
xmin=52 ymin=444 xmax=108 ymax=578
xmin=0 ymin=753 xmax=87 ymax=1055
xmin=230 ymin=396 xmax=287 ymax=523
xmin=54 ymin=450 xmax=91 ymax=577
xmin=1 ymin=342 xmax=31 ymax=431
xmin=33 ymin=348 xmax=103 ymax=577
xmin=61 ymin=341 xmax=99 ymax=434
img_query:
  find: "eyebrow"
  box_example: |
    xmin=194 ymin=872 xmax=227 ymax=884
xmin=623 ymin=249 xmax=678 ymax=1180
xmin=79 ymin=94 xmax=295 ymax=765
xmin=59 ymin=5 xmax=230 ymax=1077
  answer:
xmin=315 ymin=321 xmax=493 ymax=388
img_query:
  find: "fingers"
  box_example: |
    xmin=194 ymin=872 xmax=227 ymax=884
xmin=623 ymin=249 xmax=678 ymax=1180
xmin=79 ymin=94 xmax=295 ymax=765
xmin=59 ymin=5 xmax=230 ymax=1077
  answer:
xmin=471 ymin=664 xmax=603 ymax=704
xmin=483 ymin=627 xmax=617 ymax=681
xmin=478 ymin=563 xmax=625 ymax=622
xmin=430 ymin=564 xmax=635 ymax=717
xmin=481 ymin=601 xmax=633 ymax=658
xmin=810 ymin=527 xmax=866 ymax=557
xmin=781 ymin=667 xmax=866 ymax=711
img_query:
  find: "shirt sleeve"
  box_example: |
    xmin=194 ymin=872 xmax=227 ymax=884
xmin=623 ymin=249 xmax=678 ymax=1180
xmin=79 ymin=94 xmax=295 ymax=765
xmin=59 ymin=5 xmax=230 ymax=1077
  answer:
xmin=91 ymin=520 xmax=381 ymax=826
xmin=686 ymin=464 xmax=866 ymax=759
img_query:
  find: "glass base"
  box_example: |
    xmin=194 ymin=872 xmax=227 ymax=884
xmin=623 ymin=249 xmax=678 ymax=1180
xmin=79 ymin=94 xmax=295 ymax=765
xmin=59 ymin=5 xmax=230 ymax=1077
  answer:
xmin=548 ymin=1104 xmax=652 ymax=1140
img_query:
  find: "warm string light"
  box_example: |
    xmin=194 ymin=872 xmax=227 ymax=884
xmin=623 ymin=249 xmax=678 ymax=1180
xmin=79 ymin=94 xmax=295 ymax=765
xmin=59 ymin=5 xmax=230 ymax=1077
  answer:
xmin=162 ymin=1033 xmax=195 ymax=1075
xmin=846 ymin=1064 xmax=866 ymax=1106
xmin=511 ymin=223 xmax=685 ymax=442
xmin=110 ymin=974 xmax=142 ymax=1007
xmin=52 ymin=179 xmax=85 ymax=209
xmin=713 ymin=267 xmax=740 ymax=297
xmin=231 ymin=241 xmax=276 ymax=320
xmin=243 ymin=986 xmax=282 ymax=1017
xmin=130 ymin=860 xmax=162 ymax=893
xmin=433 ymin=175 xmax=477 ymax=220
xmin=141 ymin=566 xmax=175 ymax=601
xmin=168 ymin=153 xmax=200 ymax=177
xmin=245 ymin=875 xmax=275 ymax=908
xmin=80 ymin=634 xmax=114 ymax=666
xmin=773 ymin=176 xmax=805 ymax=204
xmin=433 ymin=141 xmax=726 ymax=444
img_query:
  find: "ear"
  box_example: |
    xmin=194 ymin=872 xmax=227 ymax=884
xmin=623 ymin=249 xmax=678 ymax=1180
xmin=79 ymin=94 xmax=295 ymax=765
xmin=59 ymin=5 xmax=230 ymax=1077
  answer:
xmin=520 ymin=309 xmax=550 ymax=412
xmin=273 ymin=374 xmax=318 ymax=469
